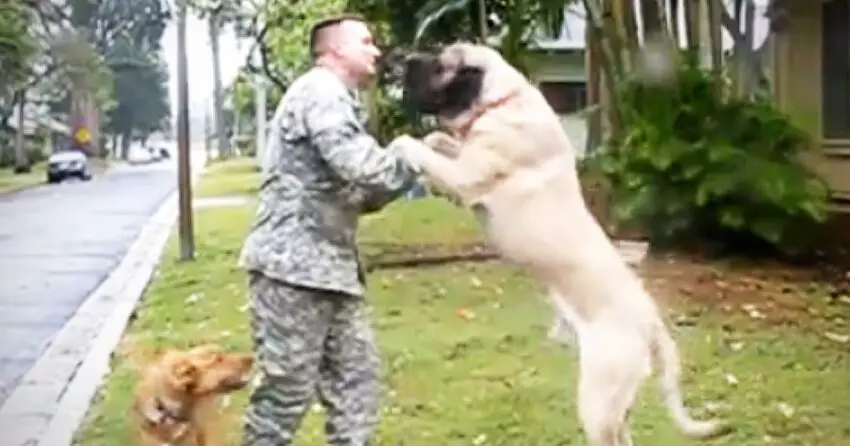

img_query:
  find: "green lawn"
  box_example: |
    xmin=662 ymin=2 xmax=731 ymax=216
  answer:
xmin=0 ymin=164 xmax=46 ymax=193
xmin=193 ymin=156 xmax=261 ymax=198
xmin=74 ymin=159 xmax=850 ymax=446
xmin=0 ymin=158 xmax=111 ymax=194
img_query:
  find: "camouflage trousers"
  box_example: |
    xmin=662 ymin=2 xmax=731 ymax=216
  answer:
xmin=243 ymin=272 xmax=381 ymax=446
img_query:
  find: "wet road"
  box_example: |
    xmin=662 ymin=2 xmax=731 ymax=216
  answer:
xmin=0 ymin=160 xmax=177 ymax=406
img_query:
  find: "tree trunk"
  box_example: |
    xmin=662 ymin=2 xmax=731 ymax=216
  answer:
xmin=13 ymin=89 xmax=30 ymax=173
xmin=583 ymin=0 xmax=625 ymax=140
xmin=669 ymin=0 xmax=681 ymax=43
xmin=721 ymin=1 xmax=767 ymax=96
xmin=707 ymin=0 xmax=724 ymax=73
xmin=210 ymin=12 xmax=228 ymax=159
xmin=477 ymin=0 xmax=488 ymax=41
xmin=120 ymin=131 xmax=132 ymax=159
xmin=111 ymin=133 xmax=119 ymax=158
xmin=683 ymin=0 xmax=700 ymax=52
xmin=738 ymin=0 xmax=757 ymax=94
xmin=641 ymin=0 xmax=664 ymax=40
xmin=621 ymin=0 xmax=639 ymax=55
xmin=585 ymin=21 xmax=602 ymax=154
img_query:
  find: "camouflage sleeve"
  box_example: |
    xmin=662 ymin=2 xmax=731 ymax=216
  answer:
xmin=304 ymin=89 xmax=418 ymax=198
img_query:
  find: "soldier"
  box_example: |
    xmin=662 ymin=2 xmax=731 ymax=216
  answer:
xmin=237 ymin=13 xmax=422 ymax=446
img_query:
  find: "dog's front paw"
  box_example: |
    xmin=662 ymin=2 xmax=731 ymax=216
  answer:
xmin=389 ymin=134 xmax=427 ymax=172
xmin=423 ymin=131 xmax=460 ymax=157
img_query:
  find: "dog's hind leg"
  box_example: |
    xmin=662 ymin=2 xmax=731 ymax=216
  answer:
xmin=617 ymin=419 xmax=634 ymax=446
xmin=577 ymin=377 xmax=620 ymax=446
xmin=577 ymin=334 xmax=648 ymax=446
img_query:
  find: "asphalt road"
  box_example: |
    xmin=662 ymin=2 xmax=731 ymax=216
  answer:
xmin=0 ymin=159 xmax=177 ymax=406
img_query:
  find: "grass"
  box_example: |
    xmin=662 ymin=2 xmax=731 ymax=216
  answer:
xmin=74 ymin=158 xmax=850 ymax=446
xmin=0 ymin=158 xmax=112 ymax=195
xmin=193 ymin=156 xmax=261 ymax=198
xmin=0 ymin=163 xmax=46 ymax=193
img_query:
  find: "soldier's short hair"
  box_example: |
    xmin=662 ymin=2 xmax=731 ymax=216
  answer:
xmin=309 ymin=13 xmax=369 ymax=60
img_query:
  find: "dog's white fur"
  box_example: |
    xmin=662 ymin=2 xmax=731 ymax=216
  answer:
xmin=397 ymin=43 xmax=728 ymax=446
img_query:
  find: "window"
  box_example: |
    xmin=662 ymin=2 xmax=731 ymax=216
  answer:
xmin=538 ymin=81 xmax=588 ymax=115
xmin=821 ymin=0 xmax=850 ymax=139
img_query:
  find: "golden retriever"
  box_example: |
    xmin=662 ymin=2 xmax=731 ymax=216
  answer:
xmin=132 ymin=344 xmax=254 ymax=446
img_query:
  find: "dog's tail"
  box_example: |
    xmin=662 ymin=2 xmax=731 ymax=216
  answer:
xmin=651 ymin=324 xmax=731 ymax=439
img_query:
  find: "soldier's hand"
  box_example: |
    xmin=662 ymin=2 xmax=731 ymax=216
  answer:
xmin=389 ymin=134 xmax=426 ymax=173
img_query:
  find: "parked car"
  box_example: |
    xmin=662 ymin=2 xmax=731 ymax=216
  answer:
xmin=46 ymin=150 xmax=92 ymax=183
xmin=128 ymin=145 xmax=166 ymax=164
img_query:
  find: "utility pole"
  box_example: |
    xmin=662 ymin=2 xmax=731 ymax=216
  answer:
xmin=254 ymin=73 xmax=267 ymax=171
xmin=233 ymin=37 xmax=241 ymax=153
xmin=210 ymin=12 xmax=228 ymax=159
xmin=176 ymin=0 xmax=195 ymax=261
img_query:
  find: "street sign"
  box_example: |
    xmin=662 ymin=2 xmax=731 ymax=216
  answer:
xmin=74 ymin=127 xmax=91 ymax=144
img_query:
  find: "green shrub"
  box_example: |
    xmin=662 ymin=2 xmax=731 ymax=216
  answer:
xmin=585 ymin=54 xmax=830 ymax=256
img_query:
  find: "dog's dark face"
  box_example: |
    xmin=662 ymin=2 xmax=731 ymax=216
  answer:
xmin=402 ymin=45 xmax=485 ymax=118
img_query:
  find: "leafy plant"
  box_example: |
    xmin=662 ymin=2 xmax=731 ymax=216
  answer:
xmin=585 ymin=53 xmax=830 ymax=256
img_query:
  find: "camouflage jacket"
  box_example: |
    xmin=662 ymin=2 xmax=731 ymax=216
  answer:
xmin=238 ymin=66 xmax=419 ymax=297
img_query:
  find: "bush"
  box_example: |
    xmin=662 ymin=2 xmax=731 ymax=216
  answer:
xmin=584 ymin=55 xmax=830 ymax=256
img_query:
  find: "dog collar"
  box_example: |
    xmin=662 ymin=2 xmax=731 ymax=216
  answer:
xmin=455 ymin=89 xmax=521 ymax=138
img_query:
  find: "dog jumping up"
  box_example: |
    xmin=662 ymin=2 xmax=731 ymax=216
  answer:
xmin=394 ymin=42 xmax=731 ymax=446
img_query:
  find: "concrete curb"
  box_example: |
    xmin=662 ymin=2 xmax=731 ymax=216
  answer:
xmin=0 ymin=152 xmax=207 ymax=446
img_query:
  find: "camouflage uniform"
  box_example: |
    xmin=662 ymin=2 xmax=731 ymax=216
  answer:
xmin=238 ymin=66 xmax=419 ymax=445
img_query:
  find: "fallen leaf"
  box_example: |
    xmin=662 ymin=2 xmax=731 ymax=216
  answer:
xmin=741 ymin=304 xmax=766 ymax=319
xmin=470 ymin=276 xmax=483 ymax=288
xmin=472 ymin=433 xmax=487 ymax=445
xmin=777 ymin=402 xmax=794 ymax=418
xmin=703 ymin=401 xmax=732 ymax=413
xmin=185 ymin=293 xmax=202 ymax=304
xmin=724 ymin=373 xmax=739 ymax=385
xmin=457 ymin=308 xmax=476 ymax=320
xmin=824 ymin=332 xmax=850 ymax=344
xmin=729 ymin=341 xmax=745 ymax=352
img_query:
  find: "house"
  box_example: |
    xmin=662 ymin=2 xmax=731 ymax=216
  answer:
xmin=527 ymin=1 xmax=774 ymax=113
xmin=527 ymin=0 xmax=850 ymax=210
xmin=7 ymin=107 xmax=72 ymax=160
xmin=769 ymin=0 xmax=850 ymax=209
xmin=527 ymin=3 xmax=590 ymax=117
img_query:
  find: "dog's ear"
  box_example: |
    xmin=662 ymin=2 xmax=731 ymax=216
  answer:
xmin=169 ymin=358 xmax=199 ymax=391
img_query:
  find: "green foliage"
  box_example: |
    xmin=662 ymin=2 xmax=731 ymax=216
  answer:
xmin=103 ymin=34 xmax=171 ymax=139
xmin=346 ymin=0 xmax=571 ymax=140
xmin=265 ymin=0 xmax=347 ymax=82
xmin=370 ymin=87 xmax=427 ymax=145
xmin=585 ymin=54 xmax=830 ymax=255
xmin=0 ymin=1 xmax=38 ymax=93
xmin=45 ymin=0 xmax=172 ymax=138
xmin=411 ymin=0 xmax=567 ymax=74
xmin=229 ymin=71 xmax=282 ymax=121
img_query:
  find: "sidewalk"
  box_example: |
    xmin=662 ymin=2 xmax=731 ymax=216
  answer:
xmin=0 ymin=149 xmax=208 ymax=446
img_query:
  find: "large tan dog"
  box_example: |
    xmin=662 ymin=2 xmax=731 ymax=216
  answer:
xmin=395 ymin=42 xmax=729 ymax=446
xmin=132 ymin=344 xmax=254 ymax=446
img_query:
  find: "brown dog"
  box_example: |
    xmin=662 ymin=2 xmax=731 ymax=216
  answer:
xmin=395 ymin=42 xmax=730 ymax=446
xmin=132 ymin=344 xmax=254 ymax=446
